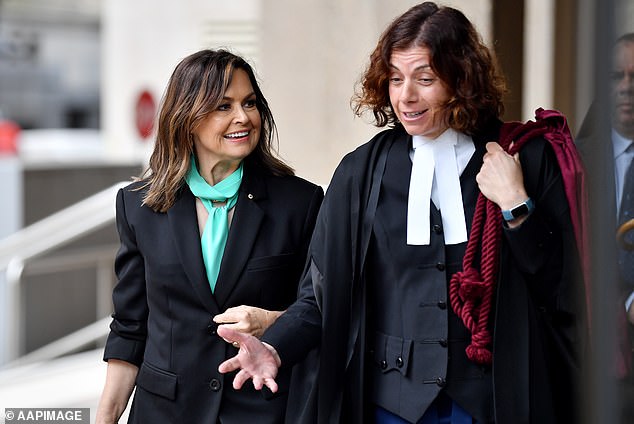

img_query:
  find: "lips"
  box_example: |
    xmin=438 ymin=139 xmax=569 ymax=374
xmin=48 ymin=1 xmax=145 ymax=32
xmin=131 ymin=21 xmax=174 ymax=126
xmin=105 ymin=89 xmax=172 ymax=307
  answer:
xmin=224 ymin=130 xmax=250 ymax=139
xmin=401 ymin=109 xmax=428 ymax=121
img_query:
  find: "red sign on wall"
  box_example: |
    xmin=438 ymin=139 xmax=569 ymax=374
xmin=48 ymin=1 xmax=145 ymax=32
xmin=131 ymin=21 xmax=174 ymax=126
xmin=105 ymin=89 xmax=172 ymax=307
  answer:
xmin=135 ymin=90 xmax=156 ymax=139
xmin=0 ymin=119 xmax=20 ymax=154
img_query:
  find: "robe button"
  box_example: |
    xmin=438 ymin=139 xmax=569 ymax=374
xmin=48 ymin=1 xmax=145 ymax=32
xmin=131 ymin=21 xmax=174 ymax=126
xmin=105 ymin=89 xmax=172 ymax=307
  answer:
xmin=436 ymin=262 xmax=446 ymax=271
xmin=433 ymin=224 xmax=442 ymax=234
xmin=437 ymin=300 xmax=447 ymax=310
xmin=380 ymin=360 xmax=388 ymax=370
xmin=207 ymin=322 xmax=218 ymax=336
xmin=209 ymin=378 xmax=222 ymax=392
xmin=395 ymin=357 xmax=404 ymax=368
xmin=435 ymin=377 xmax=446 ymax=387
xmin=247 ymin=193 xmax=254 ymax=200
xmin=439 ymin=338 xmax=448 ymax=348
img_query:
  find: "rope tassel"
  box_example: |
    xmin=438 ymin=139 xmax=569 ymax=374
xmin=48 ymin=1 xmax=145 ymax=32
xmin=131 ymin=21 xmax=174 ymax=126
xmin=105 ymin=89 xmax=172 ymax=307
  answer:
xmin=449 ymin=108 xmax=590 ymax=367
xmin=449 ymin=195 xmax=501 ymax=365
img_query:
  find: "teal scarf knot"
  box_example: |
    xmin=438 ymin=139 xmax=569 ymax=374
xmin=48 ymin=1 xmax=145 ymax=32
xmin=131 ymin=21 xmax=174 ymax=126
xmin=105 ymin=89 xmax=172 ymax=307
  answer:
xmin=185 ymin=159 xmax=243 ymax=293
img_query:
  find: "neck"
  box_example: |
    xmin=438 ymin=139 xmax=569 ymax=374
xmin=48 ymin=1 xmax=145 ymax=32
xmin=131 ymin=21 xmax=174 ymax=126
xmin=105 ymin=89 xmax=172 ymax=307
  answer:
xmin=614 ymin=120 xmax=634 ymax=141
xmin=197 ymin=159 xmax=242 ymax=186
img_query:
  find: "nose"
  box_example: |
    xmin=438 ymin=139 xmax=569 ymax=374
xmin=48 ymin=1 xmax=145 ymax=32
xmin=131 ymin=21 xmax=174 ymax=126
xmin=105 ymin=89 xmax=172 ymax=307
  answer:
xmin=617 ymin=72 xmax=634 ymax=96
xmin=399 ymin=79 xmax=417 ymax=103
xmin=233 ymin=105 xmax=249 ymax=123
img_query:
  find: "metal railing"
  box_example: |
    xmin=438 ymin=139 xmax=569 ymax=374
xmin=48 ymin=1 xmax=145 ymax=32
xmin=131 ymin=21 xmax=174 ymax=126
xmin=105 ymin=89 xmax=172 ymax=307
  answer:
xmin=0 ymin=181 xmax=128 ymax=367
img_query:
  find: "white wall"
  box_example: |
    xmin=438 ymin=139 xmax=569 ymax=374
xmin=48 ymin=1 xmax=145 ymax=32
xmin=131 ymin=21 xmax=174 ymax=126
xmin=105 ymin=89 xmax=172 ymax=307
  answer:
xmin=101 ymin=0 xmax=261 ymax=164
xmin=102 ymin=1 xmax=496 ymax=185
xmin=259 ymin=0 xmax=492 ymax=184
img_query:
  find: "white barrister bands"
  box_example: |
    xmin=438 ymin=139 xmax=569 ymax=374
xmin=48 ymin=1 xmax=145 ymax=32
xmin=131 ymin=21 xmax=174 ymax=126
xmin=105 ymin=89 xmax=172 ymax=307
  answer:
xmin=407 ymin=128 xmax=475 ymax=245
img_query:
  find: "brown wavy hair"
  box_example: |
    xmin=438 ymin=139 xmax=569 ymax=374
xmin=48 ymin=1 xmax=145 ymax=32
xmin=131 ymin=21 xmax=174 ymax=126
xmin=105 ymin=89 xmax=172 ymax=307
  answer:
xmin=352 ymin=2 xmax=506 ymax=135
xmin=140 ymin=49 xmax=293 ymax=212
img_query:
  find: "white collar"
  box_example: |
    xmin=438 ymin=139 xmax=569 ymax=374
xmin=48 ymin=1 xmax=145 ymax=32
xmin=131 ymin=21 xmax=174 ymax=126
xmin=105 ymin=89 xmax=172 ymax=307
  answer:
xmin=612 ymin=128 xmax=633 ymax=158
xmin=407 ymin=128 xmax=474 ymax=245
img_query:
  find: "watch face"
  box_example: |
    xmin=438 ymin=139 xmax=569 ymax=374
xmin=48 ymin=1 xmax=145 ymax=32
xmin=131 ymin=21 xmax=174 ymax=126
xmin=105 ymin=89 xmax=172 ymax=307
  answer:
xmin=511 ymin=203 xmax=529 ymax=218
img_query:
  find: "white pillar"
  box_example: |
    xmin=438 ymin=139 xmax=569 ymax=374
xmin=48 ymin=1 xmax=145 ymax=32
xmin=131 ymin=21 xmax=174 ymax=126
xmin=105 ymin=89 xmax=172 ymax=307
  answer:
xmin=523 ymin=0 xmax=555 ymax=120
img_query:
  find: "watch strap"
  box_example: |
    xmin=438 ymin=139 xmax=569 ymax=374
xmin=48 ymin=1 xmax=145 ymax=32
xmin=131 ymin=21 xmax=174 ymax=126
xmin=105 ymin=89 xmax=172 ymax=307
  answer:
xmin=501 ymin=198 xmax=534 ymax=221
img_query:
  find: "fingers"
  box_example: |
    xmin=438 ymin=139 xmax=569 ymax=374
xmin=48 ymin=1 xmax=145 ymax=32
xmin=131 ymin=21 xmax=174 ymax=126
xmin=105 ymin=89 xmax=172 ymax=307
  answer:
xmin=219 ymin=322 xmax=248 ymax=335
xmin=252 ymin=374 xmax=264 ymax=390
xmin=264 ymin=378 xmax=279 ymax=393
xmin=264 ymin=378 xmax=277 ymax=393
xmin=252 ymin=376 xmax=279 ymax=393
xmin=233 ymin=369 xmax=252 ymax=390
xmin=213 ymin=306 xmax=242 ymax=324
xmin=485 ymin=141 xmax=503 ymax=153
xmin=218 ymin=356 xmax=241 ymax=374
xmin=217 ymin=325 xmax=246 ymax=344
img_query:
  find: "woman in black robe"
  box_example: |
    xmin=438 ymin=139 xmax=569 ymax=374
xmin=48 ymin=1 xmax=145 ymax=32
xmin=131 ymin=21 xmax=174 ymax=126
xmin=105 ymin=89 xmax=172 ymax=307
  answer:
xmin=217 ymin=3 xmax=587 ymax=423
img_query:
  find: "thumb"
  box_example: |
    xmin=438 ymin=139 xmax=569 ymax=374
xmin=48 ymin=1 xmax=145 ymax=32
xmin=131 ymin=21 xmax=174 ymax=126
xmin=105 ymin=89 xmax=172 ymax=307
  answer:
xmin=217 ymin=325 xmax=246 ymax=344
xmin=485 ymin=141 xmax=503 ymax=153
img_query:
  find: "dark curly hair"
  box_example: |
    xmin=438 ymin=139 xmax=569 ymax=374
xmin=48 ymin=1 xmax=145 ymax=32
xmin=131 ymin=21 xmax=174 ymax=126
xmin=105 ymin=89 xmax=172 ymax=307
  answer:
xmin=352 ymin=2 xmax=506 ymax=135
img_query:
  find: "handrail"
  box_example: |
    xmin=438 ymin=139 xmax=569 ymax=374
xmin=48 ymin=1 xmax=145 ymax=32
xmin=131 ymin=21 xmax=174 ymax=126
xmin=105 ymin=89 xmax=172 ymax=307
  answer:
xmin=0 ymin=181 xmax=128 ymax=269
xmin=0 ymin=181 xmax=129 ymax=364
xmin=1 ymin=316 xmax=112 ymax=369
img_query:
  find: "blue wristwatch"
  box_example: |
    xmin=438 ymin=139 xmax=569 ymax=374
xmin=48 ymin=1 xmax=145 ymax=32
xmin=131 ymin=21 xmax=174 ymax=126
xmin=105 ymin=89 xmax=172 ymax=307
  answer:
xmin=501 ymin=198 xmax=534 ymax=221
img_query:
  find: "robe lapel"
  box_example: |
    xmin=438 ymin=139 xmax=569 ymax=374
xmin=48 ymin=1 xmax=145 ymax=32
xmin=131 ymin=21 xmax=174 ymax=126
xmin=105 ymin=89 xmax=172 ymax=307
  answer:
xmin=167 ymin=186 xmax=221 ymax=315
xmin=213 ymin=165 xmax=266 ymax=308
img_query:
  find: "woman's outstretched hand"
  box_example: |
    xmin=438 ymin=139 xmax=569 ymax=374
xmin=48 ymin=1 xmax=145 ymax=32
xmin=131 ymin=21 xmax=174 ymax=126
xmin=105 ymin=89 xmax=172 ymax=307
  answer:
xmin=217 ymin=326 xmax=281 ymax=392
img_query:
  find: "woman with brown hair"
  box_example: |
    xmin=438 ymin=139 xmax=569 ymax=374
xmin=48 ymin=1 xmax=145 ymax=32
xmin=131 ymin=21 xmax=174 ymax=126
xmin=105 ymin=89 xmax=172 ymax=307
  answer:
xmin=95 ymin=49 xmax=323 ymax=423
xmin=217 ymin=3 xmax=586 ymax=423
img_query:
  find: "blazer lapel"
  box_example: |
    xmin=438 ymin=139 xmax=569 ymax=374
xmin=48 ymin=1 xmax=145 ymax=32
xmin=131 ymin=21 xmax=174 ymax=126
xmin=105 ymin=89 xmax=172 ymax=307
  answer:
xmin=213 ymin=164 xmax=266 ymax=307
xmin=167 ymin=186 xmax=221 ymax=315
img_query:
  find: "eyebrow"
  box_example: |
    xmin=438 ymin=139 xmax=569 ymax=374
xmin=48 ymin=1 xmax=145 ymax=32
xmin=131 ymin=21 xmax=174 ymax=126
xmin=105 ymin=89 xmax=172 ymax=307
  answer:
xmin=221 ymin=91 xmax=256 ymax=101
xmin=389 ymin=64 xmax=431 ymax=72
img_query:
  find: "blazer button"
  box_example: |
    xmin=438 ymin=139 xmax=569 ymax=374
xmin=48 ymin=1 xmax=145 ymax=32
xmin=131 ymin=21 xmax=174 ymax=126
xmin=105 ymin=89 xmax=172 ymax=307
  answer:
xmin=433 ymin=224 xmax=442 ymax=234
xmin=207 ymin=323 xmax=218 ymax=336
xmin=395 ymin=356 xmax=404 ymax=368
xmin=438 ymin=338 xmax=448 ymax=348
xmin=436 ymin=262 xmax=446 ymax=271
xmin=435 ymin=377 xmax=446 ymax=387
xmin=380 ymin=360 xmax=388 ymax=370
xmin=209 ymin=378 xmax=222 ymax=392
xmin=437 ymin=300 xmax=447 ymax=310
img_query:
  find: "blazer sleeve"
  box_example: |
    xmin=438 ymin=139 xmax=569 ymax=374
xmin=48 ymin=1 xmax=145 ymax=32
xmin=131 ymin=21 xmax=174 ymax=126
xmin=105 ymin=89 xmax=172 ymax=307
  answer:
xmin=261 ymin=185 xmax=324 ymax=366
xmin=103 ymin=188 xmax=148 ymax=366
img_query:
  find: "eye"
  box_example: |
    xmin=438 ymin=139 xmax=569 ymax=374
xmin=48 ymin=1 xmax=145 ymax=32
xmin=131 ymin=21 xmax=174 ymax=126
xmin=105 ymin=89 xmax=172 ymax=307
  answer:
xmin=389 ymin=76 xmax=402 ymax=84
xmin=244 ymin=98 xmax=257 ymax=109
xmin=611 ymin=72 xmax=623 ymax=81
xmin=217 ymin=103 xmax=231 ymax=111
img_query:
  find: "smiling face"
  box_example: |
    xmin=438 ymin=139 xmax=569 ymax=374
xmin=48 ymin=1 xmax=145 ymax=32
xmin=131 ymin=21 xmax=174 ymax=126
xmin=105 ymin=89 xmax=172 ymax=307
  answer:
xmin=192 ymin=68 xmax=261 ymax=182
xmin=388 ymin=47 xmax=451 ymax=138
xmin=612 ymin=40 xmax=634 ymax=139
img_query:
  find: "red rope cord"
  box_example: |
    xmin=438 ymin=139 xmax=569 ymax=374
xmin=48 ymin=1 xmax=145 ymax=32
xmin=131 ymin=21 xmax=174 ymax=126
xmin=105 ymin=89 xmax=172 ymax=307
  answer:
xmin=449 ymin=124 xmax=549 ymax=365
xmin=450 ymin=109 xmax=589 ymax=367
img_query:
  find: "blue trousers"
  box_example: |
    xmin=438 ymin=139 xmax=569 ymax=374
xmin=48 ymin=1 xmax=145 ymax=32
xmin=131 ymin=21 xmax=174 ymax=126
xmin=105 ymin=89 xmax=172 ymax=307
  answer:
xmin=374 ymin=392 xmax=477 ymax=424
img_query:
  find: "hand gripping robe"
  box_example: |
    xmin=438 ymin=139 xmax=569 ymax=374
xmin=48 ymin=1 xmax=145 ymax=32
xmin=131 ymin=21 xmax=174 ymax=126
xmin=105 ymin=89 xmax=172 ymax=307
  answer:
xmin=263 ymin=113 xmax=587 ymax=424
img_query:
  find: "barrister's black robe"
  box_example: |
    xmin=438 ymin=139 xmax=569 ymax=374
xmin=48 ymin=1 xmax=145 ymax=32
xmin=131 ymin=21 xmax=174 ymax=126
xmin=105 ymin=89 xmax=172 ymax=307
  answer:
xmin=263 ymin=121 xmax=586 ymax=424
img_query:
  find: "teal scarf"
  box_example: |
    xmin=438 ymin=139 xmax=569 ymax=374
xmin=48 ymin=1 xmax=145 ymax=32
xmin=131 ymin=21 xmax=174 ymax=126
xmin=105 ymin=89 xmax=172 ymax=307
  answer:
xmin=185 ymin=159 xmax=243 ymax=293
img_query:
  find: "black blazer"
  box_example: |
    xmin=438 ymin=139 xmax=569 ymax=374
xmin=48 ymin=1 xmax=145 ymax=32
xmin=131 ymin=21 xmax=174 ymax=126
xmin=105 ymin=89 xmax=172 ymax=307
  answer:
xmin=103 ymin=159 xmax=324 ymax=424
